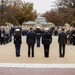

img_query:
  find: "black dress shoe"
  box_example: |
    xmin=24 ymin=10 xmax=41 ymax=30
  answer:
xmin=28 ymin=55 xmax=30 ymax=57
xmin=60 ymin=54 xmax=63 ymax=57
xmin=61 ymin=56 xmax=64 ymax=58
xmin=32 ymin=56 xmax=34 ymax=57
xmin=45 ymin=56 xmax=49 ymax=58
xmin=60 ymin=56 xmax=64 ymax=58
xmin=16 ymin=55 xmax=20 ymax=57
xmin=59 ymin=55 xmax=62 ymax=57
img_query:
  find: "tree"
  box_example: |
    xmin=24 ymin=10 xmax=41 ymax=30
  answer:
xmin=56 ymin=0 xmax=75 ymax=9
xmin=55 ymin=0 xmax=75 ymax=25
xmin=43 ymin=9 xmax=64 ymax=26
xmin=0 ymin=0 xmax=23 ymax=24
xmin=0 ymin=1 xmax=37 ymax=25
xmin=12 ymin=2 xmax=37 ymax=25
xmin=21 ymin=2 xmax=37 ymax=21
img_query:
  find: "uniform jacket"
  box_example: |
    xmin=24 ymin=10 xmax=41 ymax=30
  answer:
xmin=14 ymin=33 xmax=22 ymax=45
xmin=42 ymin=32 xmax=52 ymax=45
xmin=35 ymin=28 xmax=42 ymax=38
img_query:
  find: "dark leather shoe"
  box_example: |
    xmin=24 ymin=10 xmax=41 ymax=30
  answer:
xmin=32 ymin=56 xmax=34 ymax=57
xmin=16 ymin=55 xmax=20 ymax=57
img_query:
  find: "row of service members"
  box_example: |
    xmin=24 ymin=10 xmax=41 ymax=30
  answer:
xmin=14 ymin=27 xmax=67 ymax=58
xmin=22 ymin=26 xmax=53 ymax=47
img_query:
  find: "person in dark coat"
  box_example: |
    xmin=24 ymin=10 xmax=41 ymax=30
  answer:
xmin=71 ymin=28 xmax=75 ymax=45
xmin=35 ymin=26 xmax=42 ymax=47
xmin=14 ymin=28 xmax=22 ymax=57
xmin=70 ymin=28 xmax=74 ymax=44
xmin=0 ymin=26 xmax=5 ymax=45
xmin=42 ymin=28 xmax=52 ymax=58
xmin=0 ymin=27 xmax=1 ymax=44
xmin=66 ymin=29 xmax=71 ymax=45
xmin=54 ymin=29 xmax=58 ymax=36
xmin=58 ymin=28 xmax=67 ymax=57
xmin=26 ymin=27 xmax=36 ymax=57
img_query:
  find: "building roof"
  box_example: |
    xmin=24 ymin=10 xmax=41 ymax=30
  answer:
xmin=40 ymin=22 xmax=48 ymax=25
xmin=24 ymin=15 xmax=53 ymax=25
xmin=35 ymin=14 xmax=46 ymax=24
xmin=25 ymin=21 xmax=36 ymax=25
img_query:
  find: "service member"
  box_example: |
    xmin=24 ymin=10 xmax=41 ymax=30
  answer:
xmin=14 ymin=28 xmax=22 ymax=57
xmin=42 ymin=28 xmax=52 ymax=57
xmin=35 ymin=26 xmax=42 ymax=47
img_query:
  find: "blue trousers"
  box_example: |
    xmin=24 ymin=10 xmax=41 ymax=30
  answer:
xmin=15 ymin=44 xmax=21 ymax=57
xmin=10 ymin=34 xmax=12 ymax=42
xmin=36 ymin=38 xmax=40 ymax=47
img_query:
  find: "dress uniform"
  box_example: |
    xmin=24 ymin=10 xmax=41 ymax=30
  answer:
xmin=54 ymin=29 xmax=58 ymax=36
xmin=35 ymin=26 xmax=42 ymax=47
xmin=14 ymin=28 xmax=22 ymax=57
xmin=26 ymin=28 xmax=36 ymax=57
xmin=42 ymin=28 xmax=52 ymax=57
xmin=58 ymin=29 xmax=67 ymax=57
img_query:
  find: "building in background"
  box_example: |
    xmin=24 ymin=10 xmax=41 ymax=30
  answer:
xmin=23 ymin=14 xmax=55 ymax=28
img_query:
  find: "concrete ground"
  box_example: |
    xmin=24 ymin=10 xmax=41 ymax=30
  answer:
xmin=0 ymin=36 xmax=75 ymax=63
xmin=0 ymin=68 xmax=75 ymax=75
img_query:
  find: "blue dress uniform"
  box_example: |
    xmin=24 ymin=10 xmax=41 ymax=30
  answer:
xmin=54 ymin=29 xmax=58 ymax=36
xmin=14 ymin=29 xmax=22 ymax=57
xmin=42 ymin=28 xmax=52 ymax=57
xmin=35 ymin=27 xmax=42 ymax=47
xmin=26 ymin=28 xmax=36 ymax=57
xmin=10 ymin=27 xmax=14 ymax=42
xmin=24 ymin=30 xmax=28 ymax=36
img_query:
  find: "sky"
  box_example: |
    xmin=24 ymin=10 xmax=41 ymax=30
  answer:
xmin=22 ymin=0 xmax=57 ymax=13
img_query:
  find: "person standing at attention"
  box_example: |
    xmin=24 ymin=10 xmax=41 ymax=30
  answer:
xmin=42 ymin=28 xmax=52 ymax=58
xmin=14 ymin=28 xmax=22 ymax=57
xmin=26 ymin=27 xmax=36 ymax=57
xmin=35 ymin=26 xmax=42 ymax=47
xmin=58 ymin=28 xmax=67 ymax=57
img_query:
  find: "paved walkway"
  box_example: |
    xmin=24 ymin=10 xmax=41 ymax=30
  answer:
xmin=0 ymin=68 xmax=75 ymax=75
xmin=0 ymin=36 xmax=75 ymax=63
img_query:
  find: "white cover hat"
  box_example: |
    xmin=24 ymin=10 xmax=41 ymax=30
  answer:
xmin=44 ymin=28 xmax=49 ymax=31
xmin=15 ymin=29 xmax=20 ymax=31
xmin=37 ymin=26 xmax=40 ymax=28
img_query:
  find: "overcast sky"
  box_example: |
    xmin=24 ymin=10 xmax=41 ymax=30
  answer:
xmin=22 ymin=0 xmax=57 ymax=13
